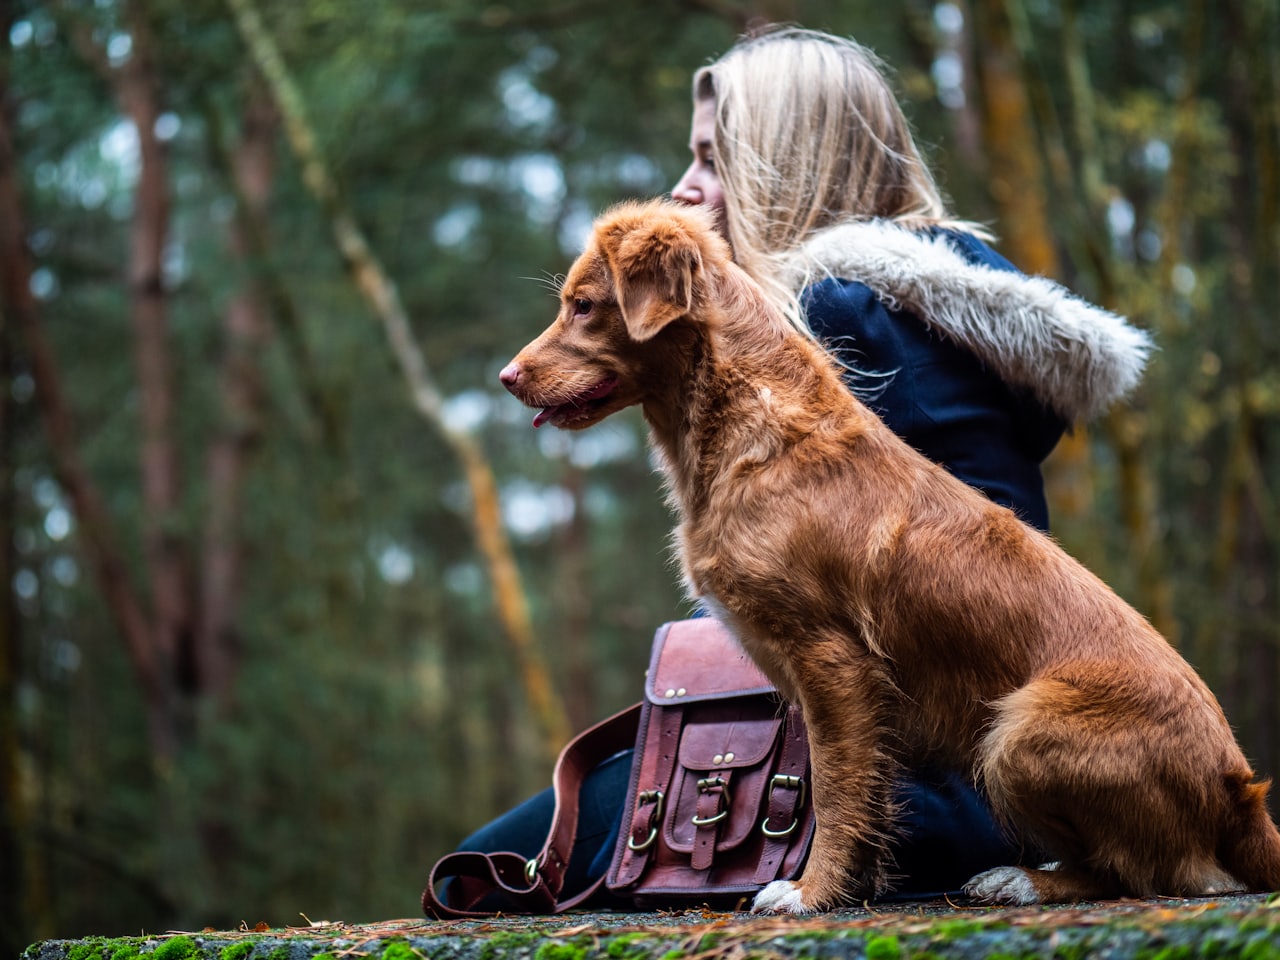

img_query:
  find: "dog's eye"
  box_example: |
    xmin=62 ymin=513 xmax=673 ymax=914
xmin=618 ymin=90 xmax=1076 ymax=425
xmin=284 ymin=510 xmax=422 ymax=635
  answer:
xmin=573 ymin=298 xmax=593 ymax=317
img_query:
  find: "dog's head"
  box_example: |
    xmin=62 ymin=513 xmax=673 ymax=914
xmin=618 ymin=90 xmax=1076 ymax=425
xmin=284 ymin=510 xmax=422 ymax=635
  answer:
xmin=500 ymin=199 xmax=730 ymax=429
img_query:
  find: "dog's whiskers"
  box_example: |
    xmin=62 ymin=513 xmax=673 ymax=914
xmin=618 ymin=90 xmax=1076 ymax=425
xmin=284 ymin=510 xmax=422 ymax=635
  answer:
xmin=520 ymin=272 xmax=567 ymax=297
xmin=530 ymin=370 xmax=596 ymax=408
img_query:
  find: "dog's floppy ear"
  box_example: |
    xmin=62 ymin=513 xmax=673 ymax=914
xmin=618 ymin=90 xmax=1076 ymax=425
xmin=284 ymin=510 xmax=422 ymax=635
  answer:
xmin=604 ymin=217 xmax=704 ymax=342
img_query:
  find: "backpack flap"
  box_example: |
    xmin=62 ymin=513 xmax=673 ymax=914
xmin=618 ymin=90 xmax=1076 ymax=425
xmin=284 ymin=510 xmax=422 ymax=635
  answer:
xmin=645 ymin=618 xmax=774 ymax=703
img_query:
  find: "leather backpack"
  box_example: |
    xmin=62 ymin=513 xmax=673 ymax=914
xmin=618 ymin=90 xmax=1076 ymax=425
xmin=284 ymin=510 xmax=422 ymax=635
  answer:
xmin=422 ymin=618 xmax=813 ymax=916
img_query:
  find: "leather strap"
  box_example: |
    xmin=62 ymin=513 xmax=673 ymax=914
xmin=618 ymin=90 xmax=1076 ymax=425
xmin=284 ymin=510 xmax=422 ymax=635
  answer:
xmin=422 ymin=703 xmax=642 ymax=918
xmin=691 ymin=769 xmax=731 ymax=871
xmin=754 ymin=706 xmax=810 ymax=885
xmin=611 ymin=702 xmax=684 ymax=888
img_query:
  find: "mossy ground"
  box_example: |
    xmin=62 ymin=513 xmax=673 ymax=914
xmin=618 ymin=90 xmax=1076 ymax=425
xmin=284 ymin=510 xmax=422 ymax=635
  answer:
xmin=22 ymin=895 xmax=1280 ymax=960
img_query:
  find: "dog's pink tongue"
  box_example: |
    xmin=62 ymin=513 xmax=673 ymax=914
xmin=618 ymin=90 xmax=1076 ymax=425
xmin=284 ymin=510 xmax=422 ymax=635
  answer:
xmin=532 ymin=407 xmax=556 ymax=428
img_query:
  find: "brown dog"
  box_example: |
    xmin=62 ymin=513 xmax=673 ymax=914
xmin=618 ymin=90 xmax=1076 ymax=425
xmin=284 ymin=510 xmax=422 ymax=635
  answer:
xmin=499 ymin=198 xmax=1280 ymax=913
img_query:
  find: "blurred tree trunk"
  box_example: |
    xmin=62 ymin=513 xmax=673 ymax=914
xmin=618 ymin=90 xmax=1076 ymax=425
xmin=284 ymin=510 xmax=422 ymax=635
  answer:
xmin=225 ymin=0 xmax=571 ymax=755
xmin=0 ymin=287 xmax=22 ymax=960
xmin=1099 ymin=0 xmax=1196 ymax=651
xmin=196 ymin=79 xmax=277 ymax=707
xmin=0 ymin=3 xmax=22 ymax=927
xmin=0 ymin=25 xmax=26 ymax=942
xmin=967 ymin=0 xmax=1099 ymax=553
xmin=1 ymin=12 xmax=140 ymax=938
xmin=118 ymin=3 xmax=192 ymax=712
xmin=1213 ymin=0 xmax=1280 ymax=780
xmin=56 ymin=0 xmax=189 ymax=763
xmin=1058 ymin=0 xmax=1177 ymax=644
xmin=970 ymin=0 xmax=1175 ymax=637
xmin=48 ymin=4 xmax=287 ymax=770
xmin=969 ymin=0 xmax=1059 ymax=277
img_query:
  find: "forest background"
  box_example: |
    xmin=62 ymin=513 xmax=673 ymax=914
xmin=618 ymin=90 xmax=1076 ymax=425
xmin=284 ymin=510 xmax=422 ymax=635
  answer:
xmin=2 ymin=0 xmax=1277 ymax=952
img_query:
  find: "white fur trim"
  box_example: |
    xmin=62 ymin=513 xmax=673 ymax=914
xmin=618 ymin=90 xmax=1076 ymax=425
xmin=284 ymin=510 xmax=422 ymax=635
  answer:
xmin=784 ymin=222 xmax=1155 ymax=422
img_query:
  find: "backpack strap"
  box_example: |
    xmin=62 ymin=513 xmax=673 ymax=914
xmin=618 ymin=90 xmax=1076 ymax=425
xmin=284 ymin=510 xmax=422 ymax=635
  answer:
xmin=754 ymin=705 xmax=810 ymax=884
xmin=422 ymin=702 xmax=642 ymax=918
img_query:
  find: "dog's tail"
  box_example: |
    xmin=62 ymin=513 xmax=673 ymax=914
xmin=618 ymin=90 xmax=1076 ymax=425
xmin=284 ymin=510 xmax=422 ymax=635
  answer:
xmin=1222 ymin=772 xmax=1280 ymax=892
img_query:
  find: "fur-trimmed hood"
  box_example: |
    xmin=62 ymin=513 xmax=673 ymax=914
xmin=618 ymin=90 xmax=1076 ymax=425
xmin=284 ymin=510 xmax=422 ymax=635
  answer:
xmin=780 ymin=220 xmax=1154 ymax=423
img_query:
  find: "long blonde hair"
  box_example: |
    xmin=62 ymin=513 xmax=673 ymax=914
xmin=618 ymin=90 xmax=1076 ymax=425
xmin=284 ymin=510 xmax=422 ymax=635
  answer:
xmin=694 ymin=26 xmax=988 ymax=322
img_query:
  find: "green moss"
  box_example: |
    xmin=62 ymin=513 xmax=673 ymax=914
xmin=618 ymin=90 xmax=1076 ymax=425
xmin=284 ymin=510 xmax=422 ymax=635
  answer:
xmin=151 ymin=938 xmax=201 ymax=960
xmin=65 ymin=944 xmax=104 ymax=960
xmin=1240 ymin=937 xmax=1280 ymax=960
xmin=532 ymin=943 xmax=586 ymax=960
xmin=1051 ymin=938 xmax=1093 ymax=960
xmin=380 ymin=942 xmax=420 ymax=960
xmin=866 ymin=934 xmax=902 ymax=960
xmin=478 ymin=931 xmax=541 ymax=960
xmin=66 ymin=937 xmax=149 ymax=960
xmin=605 ymin=932 xmax=653 ymax=960
xmin=219 ymin=944 xmax=255 ymax=960
xmin=694 ymin=932 xmax=725 ymax=953
xmin=929 ymin=920 xmax=990 ymax=941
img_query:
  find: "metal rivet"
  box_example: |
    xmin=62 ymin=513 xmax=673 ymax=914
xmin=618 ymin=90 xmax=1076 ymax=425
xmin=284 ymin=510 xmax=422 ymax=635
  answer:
xmin=724 ymin=752 xmax=735 ymax=762
xmin=713 ymin=754 xmax=724 ymax=765
xmin=676 ymin=687 xmax=687 ymax=697
xmin=664 ymin=688 xmax=676 ymax=698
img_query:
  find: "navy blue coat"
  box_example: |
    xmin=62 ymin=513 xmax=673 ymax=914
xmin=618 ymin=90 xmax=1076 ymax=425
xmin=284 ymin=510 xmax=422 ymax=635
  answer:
xmin=804 ymin=230 xmax=1066 ymax=532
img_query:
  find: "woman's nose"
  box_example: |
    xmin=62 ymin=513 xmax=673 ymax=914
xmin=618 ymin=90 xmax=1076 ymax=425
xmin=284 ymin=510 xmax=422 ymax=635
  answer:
xmin=672 ymin=168 xmax=700 ymax=205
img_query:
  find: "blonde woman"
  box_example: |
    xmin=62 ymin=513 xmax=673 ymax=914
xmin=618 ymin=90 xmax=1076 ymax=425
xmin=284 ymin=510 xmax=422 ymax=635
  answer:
xmin=673 ymin=26 xmax=1148 ymax=532
xmin=439 ymin=26 xmax=1150 ymax=911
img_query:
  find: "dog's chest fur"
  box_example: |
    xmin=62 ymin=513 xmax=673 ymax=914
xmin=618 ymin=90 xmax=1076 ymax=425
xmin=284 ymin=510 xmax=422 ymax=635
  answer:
xmin=644 ymin=322 xmax=900 ymax=686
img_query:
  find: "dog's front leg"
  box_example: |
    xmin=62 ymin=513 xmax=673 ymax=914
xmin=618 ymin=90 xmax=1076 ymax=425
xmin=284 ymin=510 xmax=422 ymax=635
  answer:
xmin=752 ymin=648 xmax=897 ymax=914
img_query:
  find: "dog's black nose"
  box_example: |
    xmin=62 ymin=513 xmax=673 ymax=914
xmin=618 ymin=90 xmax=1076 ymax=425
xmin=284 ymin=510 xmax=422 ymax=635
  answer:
xmin=499 ymin=363 xmax=520 ymax=390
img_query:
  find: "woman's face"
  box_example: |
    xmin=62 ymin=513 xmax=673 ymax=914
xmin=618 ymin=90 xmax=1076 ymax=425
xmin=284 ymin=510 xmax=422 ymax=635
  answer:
xmin=671 ymin=98 xmax=726 ymax=230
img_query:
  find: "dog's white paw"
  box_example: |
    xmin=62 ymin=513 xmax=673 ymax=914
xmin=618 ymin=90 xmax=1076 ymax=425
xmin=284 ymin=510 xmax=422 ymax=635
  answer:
xmin=963 ymin=866 xmax=1041 ymax=905
xmin=751 ymin=880 xmax=815 ymax=915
